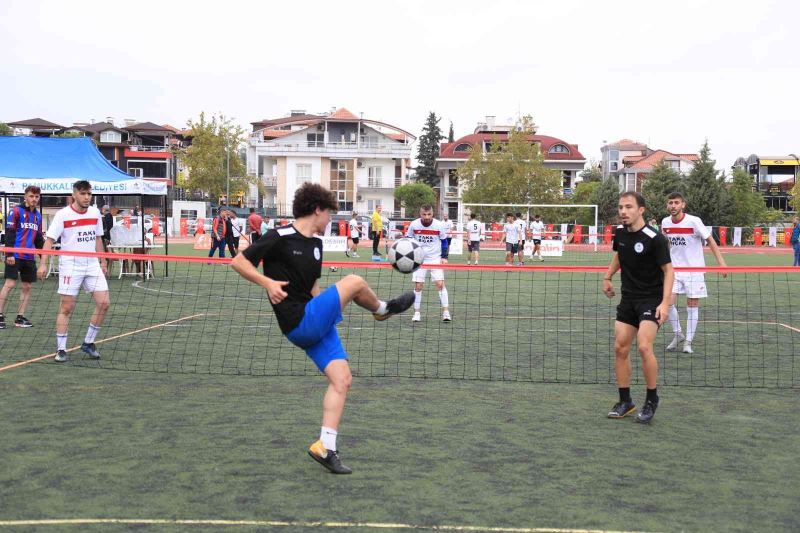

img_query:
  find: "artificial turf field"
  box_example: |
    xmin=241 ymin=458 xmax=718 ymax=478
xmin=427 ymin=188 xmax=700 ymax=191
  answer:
xmin=1 ymin=245 xmax=798 ymax=532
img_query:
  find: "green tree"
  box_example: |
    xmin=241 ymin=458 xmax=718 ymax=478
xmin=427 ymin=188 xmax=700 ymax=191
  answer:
xmin=458 ymin=115 xmax=561 ymax=221
xmin=415 ymin=112 xmax=445 ymax=187
xmin=571 ymin=180 xmax=600 ymax=225
xmin=180 ymin=112 xmax=249 ymax=201
xmin=54 ymin=130 xmax=83 ymax=138
xmin=394 ymin=182 xmax=436 ymax=215
xmin=447 ymin=122 xmax=454 ymax=143
xmin=684 ymin=141 xmax=727 ymax=226
xmin=0 ymin=123 xmax=11 ymax=136
xmin=579 ymin=161 xmax=603 ymax=183
xmin=641 ymin=160 xmax=684 ymax=222
xmin=593 ymin=176 xmax=621 ymax=225
xmin=728 ymin=167 xmax=768 ymax=226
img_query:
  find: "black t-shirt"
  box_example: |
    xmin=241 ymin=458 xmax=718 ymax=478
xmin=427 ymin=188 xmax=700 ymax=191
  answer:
xmin=242 ymin=224 xmax=323 ymax=334
xmin=613 ymin=224 xmax=671 ymax=300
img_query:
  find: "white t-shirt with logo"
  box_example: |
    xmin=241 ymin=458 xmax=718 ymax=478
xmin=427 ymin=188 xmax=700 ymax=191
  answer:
xmin=406 ymin=218 xmax=447 ymax=261
xmin=504 ymin=222 xmax=520 ymax=244
xmin=349 ymin=219 xmax=360 ymax=239
xmin=466 ymin=220 xmax=482 ymax=241
xmin=530 ymin=220 xmax=544 ymax=239
xmin=661 ymin=213 xmax=711 ymax=267
xmin=46 ymin=205 xmax=104 ymax=273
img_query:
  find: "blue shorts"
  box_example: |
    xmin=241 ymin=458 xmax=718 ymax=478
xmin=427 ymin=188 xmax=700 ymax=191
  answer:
xmin=286 ymin=284 xmax=348 ymax=372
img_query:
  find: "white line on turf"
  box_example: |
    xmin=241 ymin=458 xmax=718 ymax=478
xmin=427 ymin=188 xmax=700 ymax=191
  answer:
xmin=0 ymin=518 xmax=655 ymax=533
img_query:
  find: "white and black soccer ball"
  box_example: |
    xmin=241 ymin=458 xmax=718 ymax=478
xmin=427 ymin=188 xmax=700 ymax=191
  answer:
xmin=388 ymin=238 xmax=424 ymax=274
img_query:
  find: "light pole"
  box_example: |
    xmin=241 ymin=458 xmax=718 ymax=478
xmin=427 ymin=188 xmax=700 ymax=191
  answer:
xmin=225 ymin=138 xmax=230 ymax=208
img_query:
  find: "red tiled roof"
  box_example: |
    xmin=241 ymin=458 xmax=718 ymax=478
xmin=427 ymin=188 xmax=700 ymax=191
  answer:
xmin=161 ymin=124 xmax=181 ymax=133
xmin=438 ymin=133 xmax=584 ymax=160
xmin=386 ymin=133 xmax=408 ymax=141
xmin=251 ymin=114 xmax=324 ymax=129
xmin=262 ymin=129 xmax=293 ymax=139
xmin=622 ymin=155 xmax=647 ymax=164
xmin=627 ymin=150 xmax=697 ymax=170
xmin=676 ymin=153 xmax=699 ymax=161
xmin=328 ymin=107 xmax=359 ymax=120
xmin=605 ymin=138 xmax=648 ymax=150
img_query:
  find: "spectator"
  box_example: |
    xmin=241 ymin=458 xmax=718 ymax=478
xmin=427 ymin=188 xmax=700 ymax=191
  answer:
xmin=371 ymin=205 xmax=383 ymax=258
xmin=260 ymin=217 xmax=269 ymax=236
xmin=132 ymin=206 xmax=140 ymax=217
xmin=132 ymin=229 xmax=154 ymax=278
xmin=247 ymin=207 xmax=262 ymax=245
xmin=791 ymin=216 xmax=800 ymax=267
xmin=209 ymin=210 xmax=227 ymax=258
xmin=101 ymin=205 xmax=113 ymax=252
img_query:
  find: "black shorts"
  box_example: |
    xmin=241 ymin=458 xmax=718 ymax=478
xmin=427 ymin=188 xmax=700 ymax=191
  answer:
xmin=468 ymin=240 xmax=480 ymax=252
xmin=505 ymin=242 xmax=519 ymax=254
xmin=532 ymin=239 xmax=542 ymax=246
xmin=4 ymin=259 xmax=37 ymax=283
xmin=351 ymin=237 xmax=360 ymax=244
xmin=616 ymin=298 xmax=661 ymax=328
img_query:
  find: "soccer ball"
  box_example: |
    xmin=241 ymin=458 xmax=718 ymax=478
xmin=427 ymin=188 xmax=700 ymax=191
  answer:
xmin=388 ymin=238 xmax=424 ymax=274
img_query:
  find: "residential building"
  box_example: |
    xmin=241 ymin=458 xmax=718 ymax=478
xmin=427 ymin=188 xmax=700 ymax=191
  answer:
xmin=435 ymin=116 xmax=586 ymax=220
xmin=246 ymin=108 xmax=415 ymax=216
xmin=5 ymin=117 xmax=64 ymax=137
xmin=601 ymin=139 xmax=698 ymax=192
xmin=600 ymin=139 xmax=649 ymax=178
xmin=733 ymin=154 xmax=800 ymax=211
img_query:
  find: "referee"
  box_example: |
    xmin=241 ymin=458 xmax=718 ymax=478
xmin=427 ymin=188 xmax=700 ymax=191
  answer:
xmin=602 ymin=192 xmax=673 ymax=424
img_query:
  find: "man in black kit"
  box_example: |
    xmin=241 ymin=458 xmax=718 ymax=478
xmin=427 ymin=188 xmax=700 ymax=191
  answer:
xmin=231 ymin=183 xmax=414 ymax=474
xmin=602 ymin=192 xmax=673 ymax=424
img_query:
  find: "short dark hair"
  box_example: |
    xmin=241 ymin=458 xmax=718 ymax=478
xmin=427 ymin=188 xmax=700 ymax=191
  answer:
xmin=249 ymin=207 xmax=255 ymax=213
xmin=73 ymin=180 xmax=92 ymax=192
xmin=534 ymin=214 xmax=540 ymax=219
xmin=470 ymin=213 xmax=476 ymax=219
xmin=506 ymin=212 xmax=513 ymax=218
xmin=420 ymin=205 xmax=433 ymax=212
xmin=292 ymin=182 xmax=338 ymax=218
xmin=24 ymin=185 xmax=41 ymax=195
xmin=667 ymin=192 xmax=685 ymax=201
xmin=515 ymin=212 xmax=522 ymax=218
xmin=619 ymin=191 xmax=646 ymax=208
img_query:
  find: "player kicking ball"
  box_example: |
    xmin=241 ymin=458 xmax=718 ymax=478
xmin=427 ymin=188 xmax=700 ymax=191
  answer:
xmin=602 ymin=192 xmax=673 ymax=424
xmin=38 ymin=181 xmax=110 ymax=363
xmin=661 ymin=192 xmax=727 ymax=354
xmin=231 ymin=183 xmax=414 ymax=474
xmin=406 ymin=205 xmax=451 ymax=323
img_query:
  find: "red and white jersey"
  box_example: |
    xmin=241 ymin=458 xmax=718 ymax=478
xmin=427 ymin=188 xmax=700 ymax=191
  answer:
xmin=406 ymin=218 xmax=447 ymax=261
xmin=661 ymin=213 xmax=711 ymax=267
xmin=47 ymin=204 xmax=104 ymax=272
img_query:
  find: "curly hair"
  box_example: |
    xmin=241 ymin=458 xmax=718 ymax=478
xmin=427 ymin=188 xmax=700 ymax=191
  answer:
xmin=292 ymin=182 xmax=338 ymax=218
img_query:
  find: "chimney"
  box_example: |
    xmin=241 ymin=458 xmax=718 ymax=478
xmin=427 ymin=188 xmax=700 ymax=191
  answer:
xmin=106 ymin=116 xmax=114 ymax=125
xmin=485 ymin=115 xmax=496 ymax=129
xmin=290 ymin=109 xmax=307 ymax=117
xmin=124 ymin=118 xmax=136 ymax=126
xmin=90 ymin=118 xmax=95 ymax=124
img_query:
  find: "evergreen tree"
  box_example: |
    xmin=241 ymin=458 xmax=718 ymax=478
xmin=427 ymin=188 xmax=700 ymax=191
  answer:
xmin=0 ymin=122 xmax=12 ymax=136
xmin=641 ymin=160 xmax=684 ymax=222
xmin=394 ymin=182 xmax=436 ymax=215
xmin=579 ymin=161 xmax=603 ymax=183
xmin=592 ymin=176 xmax=621 ymax=225
xmin=727 ymin=167 xmax=768 ymax=226
xmin=684 ymin=141 xmax=726 ymax=225
xmin=448 ymin=122 xmax=454 ymax=143
xmin=415 ymin=112 xmax=444 ymax=187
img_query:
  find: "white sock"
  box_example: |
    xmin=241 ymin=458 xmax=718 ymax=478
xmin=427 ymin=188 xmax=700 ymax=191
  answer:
xmin=84 ymin=323 xmax=100 ymax=344
xmin=320 ymin=426 xmax=337 ymax=451
xmin=414 ymin=290 xmax=422 ymax=310
xmin=438 ymin=287 xmax=449 ymax=308
xmin=669 ymin=305 xmax=682 ymax=335
xmin=686 ymin=307 xmax=699 ymax=342
xmin=375 ymin=301 xmax=387 ymax=315
xmin=57 ymin=333 xmax=67 ymax=351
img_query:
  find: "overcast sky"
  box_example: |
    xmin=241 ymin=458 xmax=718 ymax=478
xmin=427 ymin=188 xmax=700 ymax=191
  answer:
xmin=2 ymin=0 xmax=798 ymax=170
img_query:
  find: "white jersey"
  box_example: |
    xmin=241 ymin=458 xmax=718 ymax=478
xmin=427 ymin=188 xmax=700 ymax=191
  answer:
xmin=530 ymin=220 xmax=544 ymax=239
xmin=349 ymin=219 xmax=360 ymax=239
xmin=503 ymin=222 xmax=520 ymax=244
xmin=661 ymin=213 xmax=711 ymax=267
xmin=406 ymin=218 xmax=447 ymax=261
xmin=515 ymin=219 xmax=527 ymax=240
xmin=443 ymin=219 xmax=454 ymax=236
xmin=46 ymin=204 xmax=104 ymax=272
xmin=466 ymin=220 xmax=483 ymax=241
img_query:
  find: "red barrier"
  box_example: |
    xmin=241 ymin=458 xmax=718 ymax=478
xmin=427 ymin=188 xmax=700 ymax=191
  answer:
xmin=546 ymin=224 xmax=554 ymax=239
xmin=573 ymin=225 xmax=583 ymax=243
xmin=491 ymin=223 xmax=501 ymax=240
xmin=152 ymin=215 xmax=160 ymax=236
xmin=754 ymin=227 xmax=762 ymax=246
xmin=179 ymin=218 xmax=188 ymax=237
xmin=719 ymin=226 xmax=727 ymax=246
xmin=785 ymin=228 xmax=793 ymax=246
xmin=338 ymin=220 xmax=348 ymax=237
xmin=123 ymin=215 xmax=131 ymax=229
xmin=195 ymin=217 xmax=205 ymax=235
xmin=603 ymin=225 xmax=613 ymax=245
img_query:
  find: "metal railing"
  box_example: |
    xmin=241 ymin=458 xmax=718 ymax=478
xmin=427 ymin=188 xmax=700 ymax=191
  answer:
xmin=262 ymin=176 xmax=277 ymax=187
xmin=128 ymin=145 xmax=170 ymax=152
xmin=443 ymin=185 xmax=459 ymax=198
xmin=366 ymin=178 xmax=384 ymax=188
xmin=249 ymin=139 xmax=412 ymax=153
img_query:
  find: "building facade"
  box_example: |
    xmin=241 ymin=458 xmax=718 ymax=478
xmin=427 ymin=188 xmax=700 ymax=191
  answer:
xmin=733 ymin=154 xmax=800 ymax=212
xmin=246 ymin=108 xmax=415 ymax=217
xmin=601 ymin=139 xmax=698 ymax=192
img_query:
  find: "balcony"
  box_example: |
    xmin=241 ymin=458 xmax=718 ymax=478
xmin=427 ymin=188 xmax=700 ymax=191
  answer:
xmin=443 ymin=185 xmax=459 ymax=198
xmin=263 ymin=175 xmax=277 ymax=188
xmin=249 ymin=139 xmax=412 ymax=159
xmin=360 ymin=177 xmax=393 ymax=190
xmin=125 ymin=145 xmax=172 ymax=159
xmin=129 ymin=145 xmax=170 ymax=152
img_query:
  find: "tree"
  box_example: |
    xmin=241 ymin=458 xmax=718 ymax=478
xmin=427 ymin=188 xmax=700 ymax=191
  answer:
xmin=593 ymin=176 xmax=621 ymax=225
xmin=415 ymin=112 xmax=445 ymax=187
xmin=0 ymin=123 xmax=11 ymax=136
xmin=458 ymin=115 xmax=562 ymax=221
xmin=728 ymin=167 xmax=769 ymax=226
xmin=54 ymin=130 xmax=83 ymax=138
xmin=579 ymin=161 xmax=603 ymax=183
xmin=571 ymin=180 xmax=600 ymax=225
xmin=641 ymin=160 xmax=684 ymax=222
xmin=682 ymin=141 xmax=732 ymax=226
xmin=447 ymin=122 xmax=454 ymax=143
xmin=394 ymin=182 xmax=436 ymax=215
xmin=179 ymin=112 xmax=249 ymax=201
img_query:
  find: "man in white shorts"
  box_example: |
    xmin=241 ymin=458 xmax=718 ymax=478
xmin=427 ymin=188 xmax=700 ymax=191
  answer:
xmin=406 ymin=205 xmax=450 ymax=322
xmin=38 ymin=180 xmax=110 ymax=363
xmin=502 ymin=213 xmax=520 ymax=266
xmin=661 ymin=192 xmax=727 ymax=354
xmin=346 ymin=212 xmax=361 ymax=258
xmin=529 ymin=214 xmax=545 ymax=261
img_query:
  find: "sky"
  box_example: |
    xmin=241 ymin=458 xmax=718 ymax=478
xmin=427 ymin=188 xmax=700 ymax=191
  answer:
xmin=2 ymin=0 xmax=799 ymax=171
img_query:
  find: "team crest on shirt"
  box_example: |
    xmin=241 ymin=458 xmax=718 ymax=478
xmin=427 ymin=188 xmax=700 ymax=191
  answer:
xmin=314 ymin=247 xmax=320 ymax=260
xmin=634 ymin=242 xmax=644 ymax=253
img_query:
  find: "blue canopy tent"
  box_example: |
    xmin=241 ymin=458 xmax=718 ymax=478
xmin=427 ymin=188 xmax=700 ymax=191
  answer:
xmin=0 ymin=136 xmax=170 ymax=270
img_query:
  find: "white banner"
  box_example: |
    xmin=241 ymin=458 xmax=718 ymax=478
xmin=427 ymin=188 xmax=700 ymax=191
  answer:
xmin=321 ymin=236 xmax=347 ymax=252
xmin=524 ymin=239 xmax=563 ymax=257
xmin=560 ymin=223 xmax=568 ymax=239
xmin=768 ymin=226 xmax=778 ymax=247
xmin=0 ymin=176 xmax=167 ymax=195
xmin=588 ymin=226 xmax=598 ymax=244
xmin=733 ymin=227 xmax=742 ymax=246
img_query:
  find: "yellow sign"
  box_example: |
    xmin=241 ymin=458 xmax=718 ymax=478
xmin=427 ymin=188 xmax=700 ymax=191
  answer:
xmin=759 ymin=159 xmax=800 ymax=166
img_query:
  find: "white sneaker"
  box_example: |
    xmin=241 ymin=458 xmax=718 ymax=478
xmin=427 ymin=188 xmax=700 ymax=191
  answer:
xmin=412 ymin=311 xmax=421 ymax=322
xmin=352 ymin=252 xmax=359 ymax=258
xmin=442 ymin=310 xmax=452 ymax=322
xmin=682 ymin=341 xmax=693 ymax=354
xmin=666 ymin=333 xmax=685 ymax=351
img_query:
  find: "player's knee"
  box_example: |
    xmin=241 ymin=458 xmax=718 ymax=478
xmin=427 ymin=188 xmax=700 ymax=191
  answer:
xmin=97 ymin=299 xmax=110 ymax=312
xmin=332 ymin=372 xmax=352 ymax=394
xmin=3 ymin=279 xmax=16 ymax=290
xmin=614 ymin=342 xmax=630 ymax=357
xmin=637 ymin=344 xmax=653 ymax=357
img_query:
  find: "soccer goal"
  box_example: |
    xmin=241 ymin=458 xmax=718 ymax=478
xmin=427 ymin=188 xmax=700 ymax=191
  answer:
xmin=461 ymin=203 xmax=600 ymax=255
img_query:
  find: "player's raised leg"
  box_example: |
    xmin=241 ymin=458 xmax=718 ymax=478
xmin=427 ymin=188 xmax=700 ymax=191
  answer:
xmin=334 ymin=274 xmax=414 ymax=321
xmin=608 ymin=320 xmax=637 ymax=418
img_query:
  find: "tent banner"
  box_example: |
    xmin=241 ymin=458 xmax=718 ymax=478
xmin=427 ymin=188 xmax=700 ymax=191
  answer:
xmin=0 ymin=176 xmax=167 ymax=195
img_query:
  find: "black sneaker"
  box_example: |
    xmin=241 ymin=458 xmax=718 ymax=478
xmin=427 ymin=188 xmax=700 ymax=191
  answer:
xmin=308 ymin=440 xmax=352 ymax=474
xmin=0 ymin=313 xmax=5 ymax=330
xmin=80 ymin=342 xmax=101 ymax=359
xmin=636 ymin=398 xmax=659 ymax=424
xmin=607 ymin=400 xmax=636 ymax=419
xmin=14 ymin=315 xmax=33 ymax=328
xmin=54 ymin=350 xmax=68 ymax=363
xmin=373 ymin=291 xmax=415 ymax=321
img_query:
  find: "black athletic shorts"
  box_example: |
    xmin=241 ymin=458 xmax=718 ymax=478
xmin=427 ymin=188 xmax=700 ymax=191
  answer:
xmin=532 ymin=239 xmax=542 ymax=245
xmin=4 ymin=258 xmax=37 ymax=283
xmin=351 ymin=237 xmax=359 ymax=244
xmin=468 ymin=240 xmax=480 ymax=252
xmin=616 ymin=298 xmax=661 ymax=328
xmin=505 ymin=242 xmax=519 ymax=254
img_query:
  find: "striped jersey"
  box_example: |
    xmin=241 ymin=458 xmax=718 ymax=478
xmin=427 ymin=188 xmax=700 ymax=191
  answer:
xmin=6 ymin=204 xmax=43 ymax=260
xmin=406 ymin=218 xmax=447 ymax=261
xmin=46 ymin=204 xmax=104 ymax=272
xmin=661 ymin=213 xmax=711 ymax=267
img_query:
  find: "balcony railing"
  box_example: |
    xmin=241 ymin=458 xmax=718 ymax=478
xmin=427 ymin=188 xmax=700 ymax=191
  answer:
xmin=365 ymin=178 xmax=385 ymax=188
xmin=443 ymin=185 xmax=459 ymax=198
xmin=249 ymin=139 xmax=412 ymax=155
xmin=263 ymin=176 xmax=277 ymax=187
xmin=128 ymin=145 xmax=170 ymax=152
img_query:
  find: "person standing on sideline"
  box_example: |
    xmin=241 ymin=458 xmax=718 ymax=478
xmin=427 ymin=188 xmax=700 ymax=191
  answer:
xmin=502 ymin=213 xmax=520 ymax=266
xmin=515 ymin=212 xmax=527 ymax=265
xmin=101 ymin=205 xmax=113 ymax=252
xmin=466 ymin=213 xmax=483 ymax=265
xmin=346 ymin=212 xmax=361 ymax=258
xmin=370 ymin=204 xmax=384 ymax=258
xmin=529 ymin=214 xmax=545 ymax=261
xmin=224 ymin=210 xmax=238 ymax=257
xmin=209 ymin=210 xmax=227 ymax=258
xmin=406 ymin=205 xmax=450 ymax=323
xmin=0 ymin=185 xmax=44 ymax=329
xmin=37 ymin=181 xmax=111 ymax=363
xmin=791 ymin=216 xmax=800 ymax=267
xmin=247 ymin=207 xmax=262 ymax=244
xmin=661 ymin=192 xmax=727 ymax=354
xmin=230 ymin=182 xmax=414 ymax=474
xmin=603 ymin=192 xmax=673 ymax=424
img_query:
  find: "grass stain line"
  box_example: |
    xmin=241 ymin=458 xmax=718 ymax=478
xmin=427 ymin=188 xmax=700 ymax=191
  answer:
xmin=0 ymin=518 xmax=655 ymax=533
xmin=0 ymin=313 xmax=206 ymax=374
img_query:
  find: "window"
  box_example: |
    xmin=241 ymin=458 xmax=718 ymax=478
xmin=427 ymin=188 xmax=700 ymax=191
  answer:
xmin=368 ymin=199 xmax=383 ymax=212
xmin=610 ymin=161 xmax=619 ymax=171
xmin=306 ymin=133 xmax=323 ymax=147
xmin=368 ymin=166 xmax=382 ymax=188
xmin=454 ymin=143 xmax=473 ymax=152
xmin=296 ymin=164 xmax=312 ymax=180
xmin=128 ymin=167 xmax=143 ymax=178
xmin=609 ymin=149 xmax=619 ymax=161
xmin=549 ymin=144 xmax=570 ymax=154
xmin=330 ymin=159 xmax=354 ymax=211
xmin=100 ymin=131 xmax=121 ymax=143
